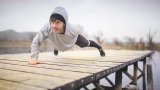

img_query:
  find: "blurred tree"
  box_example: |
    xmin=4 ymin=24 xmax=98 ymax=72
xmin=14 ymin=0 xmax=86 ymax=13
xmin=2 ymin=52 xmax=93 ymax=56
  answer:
xmin=93 ymin=30 xmax=104 ymax=44
xmin=139 ymin=37 xmax=145 ymax=50
xmin=147 ymin=29 xmax=156 ymax=50
xmin=112 ymin=37 xmax=123 ymax=47
xmin=124 ymin=36 xmax=136 ymax=49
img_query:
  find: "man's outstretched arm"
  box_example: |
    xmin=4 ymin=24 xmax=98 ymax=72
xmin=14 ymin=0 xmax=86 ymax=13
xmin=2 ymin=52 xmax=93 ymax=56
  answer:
xmin=29 ymin=23 xmax=50 ymax=65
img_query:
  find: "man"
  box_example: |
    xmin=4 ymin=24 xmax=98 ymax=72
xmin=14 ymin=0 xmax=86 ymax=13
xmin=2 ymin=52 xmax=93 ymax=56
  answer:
xmin=29 ymin=7 xmax=105 ymax=65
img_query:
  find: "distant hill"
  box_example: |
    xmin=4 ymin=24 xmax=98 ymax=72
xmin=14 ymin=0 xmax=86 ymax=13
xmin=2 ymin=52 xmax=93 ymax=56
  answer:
xmin=0 ymin=29 xmax=37 ymax=41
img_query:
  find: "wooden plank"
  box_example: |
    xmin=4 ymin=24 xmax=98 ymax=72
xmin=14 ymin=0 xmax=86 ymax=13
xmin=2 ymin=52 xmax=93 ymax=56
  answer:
xmin=0 ymin=50 xmax=152 ymax=62
xmin=0 ymin=58 xmax=122 ymax=68
xmin=0 ymin=69 xmax=74 ymax=89
xmin=0 ymin=56 xmax=119 ymax=64
xmin=1 ymin=59 xmax=120 ymax=67
xmin=0 ymin=80 xmax=46 ymax=90
xmin=0 ymin=59 xmax=109 ymax=69
xmin=0 ymin=59 xmax=108 ymax=73
xmin=58 ymin=50 xmax=151 ymax=60
xmin=0 ymin=63 xmax=91 ymax=80
xmin=0 ymin=50 xmax=153 ymax=90
xmin=0 ymin=55 xmax=121 ymax=65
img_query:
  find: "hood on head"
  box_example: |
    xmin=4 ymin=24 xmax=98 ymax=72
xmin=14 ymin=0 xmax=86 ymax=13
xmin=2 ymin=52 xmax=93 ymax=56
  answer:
xmin=51 ymin=7 xmax=68 ymax=24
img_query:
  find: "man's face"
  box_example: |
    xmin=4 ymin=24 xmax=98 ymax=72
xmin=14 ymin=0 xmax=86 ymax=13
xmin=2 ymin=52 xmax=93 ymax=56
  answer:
xmin=51 ymin=20 xmax=64 ymax=34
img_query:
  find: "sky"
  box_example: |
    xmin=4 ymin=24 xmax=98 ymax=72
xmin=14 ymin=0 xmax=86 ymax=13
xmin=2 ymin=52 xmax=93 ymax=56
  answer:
xmin=0 ymin=0 xmax=160 ymax=42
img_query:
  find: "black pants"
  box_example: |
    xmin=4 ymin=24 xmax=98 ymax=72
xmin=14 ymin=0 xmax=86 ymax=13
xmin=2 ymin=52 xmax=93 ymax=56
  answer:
xmin=75 ymin=34 xmax=101 ymax=49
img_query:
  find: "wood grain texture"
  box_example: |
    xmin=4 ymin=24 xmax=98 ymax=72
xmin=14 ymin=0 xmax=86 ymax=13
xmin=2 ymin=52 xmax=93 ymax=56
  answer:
xmin=0 ymin=50 xmax=153 ymax=90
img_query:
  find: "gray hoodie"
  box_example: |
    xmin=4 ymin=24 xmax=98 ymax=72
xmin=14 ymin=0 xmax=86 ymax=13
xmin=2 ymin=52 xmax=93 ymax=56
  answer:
xmin=31 ymin=7 xmax=83 ymax=59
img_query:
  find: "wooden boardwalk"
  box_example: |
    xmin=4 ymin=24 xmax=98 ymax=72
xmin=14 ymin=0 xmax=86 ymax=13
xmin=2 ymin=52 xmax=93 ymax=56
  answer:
xmin=0 ymin=50 xmax=154 ymax=90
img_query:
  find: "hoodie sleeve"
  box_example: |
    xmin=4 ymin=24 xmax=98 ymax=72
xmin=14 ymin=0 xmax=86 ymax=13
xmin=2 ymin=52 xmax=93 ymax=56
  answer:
xmin=31 ymin=23 xmax=50 ymax=59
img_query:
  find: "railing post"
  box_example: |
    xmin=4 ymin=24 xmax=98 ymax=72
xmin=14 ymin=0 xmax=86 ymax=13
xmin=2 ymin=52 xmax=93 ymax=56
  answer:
xmin=143 ymin=59 xmax=146 ymax=90
xmin=133 ymin=62 xmax=138 ymax=85
xmin=147 ymin=56 xmax=154 ymax=90
xmin=115 ymin=70 xmax=122 ymax=90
